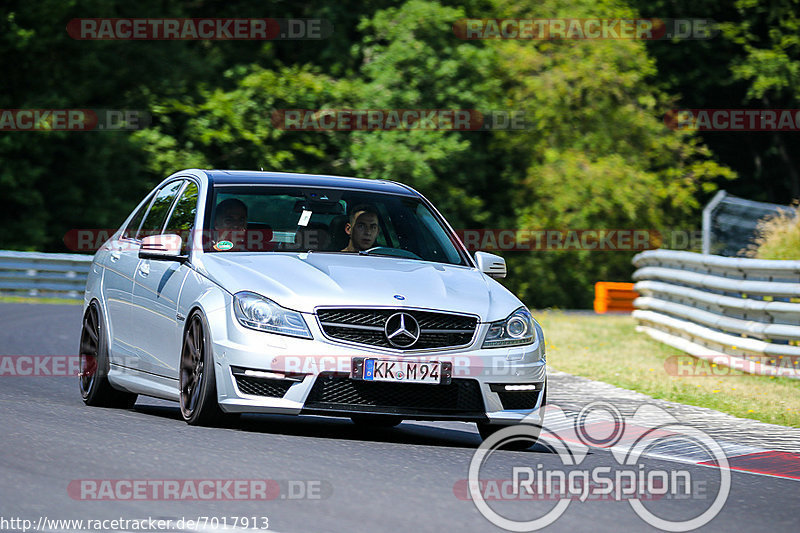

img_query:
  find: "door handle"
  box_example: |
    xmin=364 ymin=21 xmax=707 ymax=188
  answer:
xmin=110 ymin=250 xmax=121 ymax=262
xmin=138 ymin=261 xmax=150 ymax=277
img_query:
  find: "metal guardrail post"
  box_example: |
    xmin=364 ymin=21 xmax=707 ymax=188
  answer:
xmin=702 ymin=190 xmax=726 ymax=255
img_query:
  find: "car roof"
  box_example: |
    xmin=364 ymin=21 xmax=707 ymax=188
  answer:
xmin=202 ymin=170 xmax=418 ymax=196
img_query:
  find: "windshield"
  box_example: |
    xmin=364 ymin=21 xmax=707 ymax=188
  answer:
xmin=204 ymin=185 xmax=467 ymax=266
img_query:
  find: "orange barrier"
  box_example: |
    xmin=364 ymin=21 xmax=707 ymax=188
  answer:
xmin=594 ymin=282 xmax=638 ymax=313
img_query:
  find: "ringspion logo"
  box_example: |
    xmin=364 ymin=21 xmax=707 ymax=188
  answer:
xmin=467 ymin=402 xmax=730 ymax=531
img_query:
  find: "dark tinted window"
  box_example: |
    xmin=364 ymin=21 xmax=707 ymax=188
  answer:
xmin=138 ymin=181 xmax=183 ymax=239
xmin=165 ymin=182 xmax=199 ymax=253
xmin=122 ymin=194 xmax=153 ymax=240
xmin=165 ymin=182 xmax=199 ymax=232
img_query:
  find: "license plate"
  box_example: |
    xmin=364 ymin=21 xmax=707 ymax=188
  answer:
xmin=351 ymin=358 xmax=451 ymax=385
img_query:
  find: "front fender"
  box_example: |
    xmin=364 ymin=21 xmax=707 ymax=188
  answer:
xmin=177 ymin=268 xmax=232 ymax=394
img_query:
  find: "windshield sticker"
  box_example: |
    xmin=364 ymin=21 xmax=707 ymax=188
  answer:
xmin=298 ymin=209 xmax=312 ymax=227
xmin=214 ymin=240 xmax=234 ymax=251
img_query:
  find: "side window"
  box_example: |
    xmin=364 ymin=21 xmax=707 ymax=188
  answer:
xmin=122 ymin=195 xmax=153 ymax=240
xmin=165 ymin=182 xmax=199 ymax=253
xmin=137 ymin=181 xmax=184 ymax=239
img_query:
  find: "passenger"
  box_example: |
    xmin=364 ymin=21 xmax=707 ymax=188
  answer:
xmin=341 ymin=204 xmax=380 ymax=252
xmin=294 ymin=225 xmax=331 ymax=251
xmin=213 ymin=199 xmax=247 ymax=251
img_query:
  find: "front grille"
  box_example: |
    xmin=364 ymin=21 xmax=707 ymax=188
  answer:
xmin=304 ymin=373 xmax=485 ymax=416
xmin=317 ymin=308 xmax=478 ymax=350
xmin=234 ymin=375 xmax=295 ymax=398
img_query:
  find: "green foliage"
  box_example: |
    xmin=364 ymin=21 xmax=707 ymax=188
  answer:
xmin=484 ymin=0 xmax=735 ymax=306
xmin=134 ymin=65 xmax=359 ymax=177
xmin=1 ymin=0 xmax=765 ymax=307
xmin=349 ymin=0 xmax=502 ymax=226
xmin=632 ymin=0 xmax=800 ymax=202
xmin=745 ymin=207 xmax=800 ymax=260
xmin=722 ymin=0 xmax=800 ymax=102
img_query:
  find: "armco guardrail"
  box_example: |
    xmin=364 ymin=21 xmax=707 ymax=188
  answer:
xmin=0 ymin=250 xmax=92 ymax=299
xmin=631 ymin=249 xmax=800 ymax=378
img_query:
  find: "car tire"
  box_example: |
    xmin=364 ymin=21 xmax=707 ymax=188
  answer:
xmin=79 ymin=302 xmax=138 ymax=409
xmin=180 ymin=311 xmax=224 ymax=426
xmin=350 ymin=415 xmax=403 ymax=427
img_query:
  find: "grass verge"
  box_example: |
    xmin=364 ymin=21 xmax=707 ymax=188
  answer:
xmin=536 ymin=311 xmax=800 ymax=428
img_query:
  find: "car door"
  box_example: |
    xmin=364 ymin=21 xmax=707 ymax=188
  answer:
xmin=103 ymin=192 xmax=153 ymax=367
xmin=130 ymin=179 xmax=199 ymax=378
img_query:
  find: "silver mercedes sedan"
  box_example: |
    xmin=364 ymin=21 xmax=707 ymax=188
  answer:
xmin=79 ymin=169 xmax=546 ymax=443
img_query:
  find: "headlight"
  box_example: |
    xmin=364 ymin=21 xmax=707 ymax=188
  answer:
xmin=233 ymin=292 xmax=312 ymax=339
xmin=482 ymin=307 xmax=537 ymax=348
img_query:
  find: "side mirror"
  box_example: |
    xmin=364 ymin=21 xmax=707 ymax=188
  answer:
xmin=475 ymin=251 xmax=507 ymax=279
xmin=139 ymin=234 xmax=186 ymax=261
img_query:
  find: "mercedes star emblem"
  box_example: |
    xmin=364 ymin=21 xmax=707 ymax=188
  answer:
xmin=384 ymin=312 xmax=421 ymax=348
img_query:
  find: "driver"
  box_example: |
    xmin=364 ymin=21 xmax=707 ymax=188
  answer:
xmin=341 ymin=204 xmax=380 ymax=252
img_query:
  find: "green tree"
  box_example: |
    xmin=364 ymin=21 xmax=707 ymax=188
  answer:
xmin=632 ymin=0 xmax=800 ymax=202
xmin=2 ymin=0 xmax=744 ymax=308
xmin=132 ymin=0 xmax=736 ymax=308
xmin=485 ymin=0 xmax=735 ymax=306
xmin=723 ymin=0 xmax=800 ymax=198
xmin=134 ymin=64 xmax=361 ymax=177
xmin=0 ymin=0 xmax=398 ymax=250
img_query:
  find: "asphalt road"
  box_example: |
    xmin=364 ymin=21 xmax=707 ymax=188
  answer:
xmin=0 ymin=303 xmax=797 ymax=533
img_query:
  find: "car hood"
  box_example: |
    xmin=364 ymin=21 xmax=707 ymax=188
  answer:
xmin=195 ymin=252 xmax=522 ymax=320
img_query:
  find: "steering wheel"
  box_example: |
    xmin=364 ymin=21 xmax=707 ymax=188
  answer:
xmin=363 ymin=246 xmax=423 ymax=260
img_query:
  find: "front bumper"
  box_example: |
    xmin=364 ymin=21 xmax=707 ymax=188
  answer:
xmin=211 ymin=305 xmax=547 ymax=424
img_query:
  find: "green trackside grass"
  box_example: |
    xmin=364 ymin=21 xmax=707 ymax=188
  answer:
xmin=535 ymin=311 xmax=800 ymax=428
xmin=0 ymin=295 xmax=82 ymax=305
